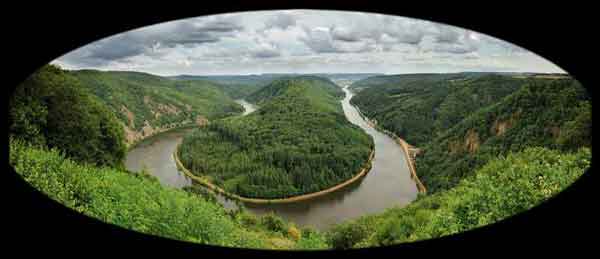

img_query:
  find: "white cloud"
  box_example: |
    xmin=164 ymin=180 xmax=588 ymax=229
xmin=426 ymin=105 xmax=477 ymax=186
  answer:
xmin=53 ymin=10 xmax=566 ymax=75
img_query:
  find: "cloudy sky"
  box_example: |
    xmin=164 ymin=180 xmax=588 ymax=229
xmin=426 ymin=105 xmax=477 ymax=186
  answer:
xmin=53 ymin=10 xmax=565 ymax=76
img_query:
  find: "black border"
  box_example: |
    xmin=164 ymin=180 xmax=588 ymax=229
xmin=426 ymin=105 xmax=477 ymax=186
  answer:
xmin=4 ymin=1 xmax=597 ymax=257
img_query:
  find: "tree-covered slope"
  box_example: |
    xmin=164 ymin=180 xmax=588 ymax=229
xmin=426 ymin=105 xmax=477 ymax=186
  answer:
xmin=326 ymin=146 xmax=590 ymax=249
xmin=9 ymin=139 xmax=328 ymax=250
xmin=70 ymin=70 xmax=243 ymax=144
xmin=350 ymin=73 xmax=591 ymax=194
xmin=246 ymin=75 xmax=344 ymax=105
xmin=170 ymin=74 xmax=286 ymax=99
xmin=350 ymin=73 xmax=526 ymax=146
xmin=417 ymin=77 xmax=591 ymax=193
xmin=178 ymin=76 xmax=374 ymax=199
xmin=9 ymin=65 xmax=126 ymax=167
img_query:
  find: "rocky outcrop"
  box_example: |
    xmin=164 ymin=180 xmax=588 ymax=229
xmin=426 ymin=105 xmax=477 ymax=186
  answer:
xmin=490 ymin=112 xmax=520 ymax=137
xmin=464 ymin=129 xmax=480 ymax=154
xmin=448 ymin=129 xmax=480 ymax=154
xmin=120 ymin=105 xmax=135 ymax=128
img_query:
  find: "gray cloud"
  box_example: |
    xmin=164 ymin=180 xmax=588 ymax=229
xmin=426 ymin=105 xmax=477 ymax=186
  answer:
xmin=60 ymin=16 xmax=244 ymax=66
xmin=435 ymin=26 xmax=461 ymax=43
xmin=433 ymin=43 xmax=477 ymax=54
xmin=252 ymin=48 xmax=281 ymax=58
xmin=264 ymin=12 xmax=297 ymax=30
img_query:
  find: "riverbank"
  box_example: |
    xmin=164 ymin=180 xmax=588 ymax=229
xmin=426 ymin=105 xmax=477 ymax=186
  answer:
xmin=126 ymin=123 xmax=198 ymax=151
xmin=353 ymin=104 xmax=427 ymax=194
xmin=173 ymin=145 xmax=375 ymax=204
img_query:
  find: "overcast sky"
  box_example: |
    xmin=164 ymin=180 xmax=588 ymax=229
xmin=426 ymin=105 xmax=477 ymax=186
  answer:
xmin=53 ymin=10 xmax=565 ymax=76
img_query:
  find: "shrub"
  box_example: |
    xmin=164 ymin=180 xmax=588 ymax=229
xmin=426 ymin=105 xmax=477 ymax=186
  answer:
xmin=260 ymin=212 xmax=287 ymax=233
xmin=287 ymin=225 xmax=301 ymax=240
xmin=328 ymin=222 xmax=369 ymax=249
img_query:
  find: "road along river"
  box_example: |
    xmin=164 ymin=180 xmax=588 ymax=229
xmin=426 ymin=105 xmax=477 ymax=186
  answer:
xmin=125 ymin=83 xmax=418 ymax=230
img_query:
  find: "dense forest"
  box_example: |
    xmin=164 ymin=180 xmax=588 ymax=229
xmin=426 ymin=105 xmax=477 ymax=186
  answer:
xmin=350 ymin=73 xmax=591 ymax=193
xmin=71 ymin=70 xmax=244 ymax=145
xmin=9 ymin=65 xmax=126 ymax=167
xmin=169 ymin=74 xmax=285 ymax=99
xmin=178 ymin=76 xmax=374 ymax=199
xmin=350 ymin=73 xmax=526 ymax=146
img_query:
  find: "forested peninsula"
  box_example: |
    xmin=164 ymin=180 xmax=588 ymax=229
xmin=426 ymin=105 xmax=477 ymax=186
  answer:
xmin=178 ymin=76 xmax=374 ymax=199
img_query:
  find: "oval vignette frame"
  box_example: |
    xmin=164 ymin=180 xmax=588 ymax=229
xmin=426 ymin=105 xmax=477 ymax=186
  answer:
xmin=6 ymin=5 xmax=594 ymax=254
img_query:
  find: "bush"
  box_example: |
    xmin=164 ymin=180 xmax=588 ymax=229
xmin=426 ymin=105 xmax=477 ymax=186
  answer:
xmin=260 ymin=212 xmax=287 ymax=233
xmin=328 ymin=222 xmax=369 ymax=249
xmin=287 ymin=225 xmax=301 ymax=240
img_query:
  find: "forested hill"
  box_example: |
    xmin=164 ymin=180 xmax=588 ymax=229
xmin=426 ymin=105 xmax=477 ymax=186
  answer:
xmin=246 ymin=76 xmax=344 ymax=105
xmin=350 ymin=73 xmax=591 ymax=193
xmin=169 ymin=74 xmax=286 ymax=99
xmin=417 ymin=77 xmax=591 ymax=192
xmin=178 ymin=76 xmax=374 ymax=199
xmin=69 ymin=70 xmax=243 ymax=145
xmin=350 ymin=73 xmax=527 ymax=146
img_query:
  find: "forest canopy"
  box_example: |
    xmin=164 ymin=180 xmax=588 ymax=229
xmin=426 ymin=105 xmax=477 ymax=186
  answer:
xmin=178 ymin=76 xmax=374 ymax=199
xmin=350 ymin=73 xmax=591 ymax=193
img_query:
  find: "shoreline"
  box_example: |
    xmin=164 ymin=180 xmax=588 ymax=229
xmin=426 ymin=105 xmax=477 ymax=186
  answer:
xmin=126 ymin=123 xmax=198 ymax=151
xmin=352 ymin=103 xmax=427 ymax=194
xmin=173 ymin=144 xmax=375 ymax=204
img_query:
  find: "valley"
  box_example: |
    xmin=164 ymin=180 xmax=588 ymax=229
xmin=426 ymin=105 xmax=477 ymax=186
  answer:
xmin=9 ymin=66 xmax=591 ymax=249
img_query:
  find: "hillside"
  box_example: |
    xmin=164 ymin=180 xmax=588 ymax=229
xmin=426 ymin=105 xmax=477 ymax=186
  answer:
xmin=350 ymin=73 xmax=526 ymax=146
xmin=178 ymin=76 xmax=374 ymax=199
xmin=9 ymin=65 xmax=126 ymax=167
xmin=325 ymin=146 xmax=590 ymax=248
xmin=71 ymin=70 xmax=244 ymax=145
xmin=170 ymin=74 xmax=286 ymax=99
xmin=417 ymin=77 xmax=591 ymax=192
xmin=9 ymin=139 xmax=328 ymax=250
xmin=246 ymin=75 xmax=345 ymax=105
xmin=350 ymin=73 xmax=591 ymax=193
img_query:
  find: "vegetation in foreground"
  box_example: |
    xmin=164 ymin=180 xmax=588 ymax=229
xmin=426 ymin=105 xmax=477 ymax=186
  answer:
xmin=9 ymin=139 xmax=588 ymax=249
xmin=9 ymin=65 xmax=126 ymax=167
xmin=326 ymin=147 xmax=590 ymax=249
xmin=178 ymin=76 xmax=374 ymax=199
xmin=9 ymin=139 xmax=328 ymax=250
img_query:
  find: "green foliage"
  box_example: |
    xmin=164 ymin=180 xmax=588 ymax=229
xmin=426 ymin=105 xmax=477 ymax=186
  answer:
xmin=295 ymin=227 xmax=329 ymax=250
xmin=351 ymin=73 xmax=524 ymax=146
xmin=557 ymin=101 xmax=592 ymax=150
xmin=327 ymin=147 xmax=590 ymax=248
xmin=260 ymin=212 xmax=287 ymax=233
xmin=9 ymin=65 xmax=126 ymax=167
xmin=416 ymin=77 xmax=591 ymax=193
xmin=10 ymin=139 xmax=330 ymax=249
xmin=351 ymin=73 xmax=591 ymax=193
xmin=182 ymin=185 xmax=218 ymax=204
xmin=70 ymin=70 xmax=244 ymax=132
xmin=327 ymin=221 xmax=369 ymax=249
xmin=179 ymin=77 xmax=373 ymax=198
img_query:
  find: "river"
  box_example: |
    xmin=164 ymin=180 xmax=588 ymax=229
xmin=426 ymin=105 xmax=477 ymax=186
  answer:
xmin=125 ymin=82 xmax=418 ymax=230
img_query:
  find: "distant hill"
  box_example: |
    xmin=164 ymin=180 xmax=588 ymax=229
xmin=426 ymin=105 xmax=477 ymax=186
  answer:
xmin=70 ymin=70 xmax=243 ymax=145
xmin=169 ymin=73 xmax=381 ymax=99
